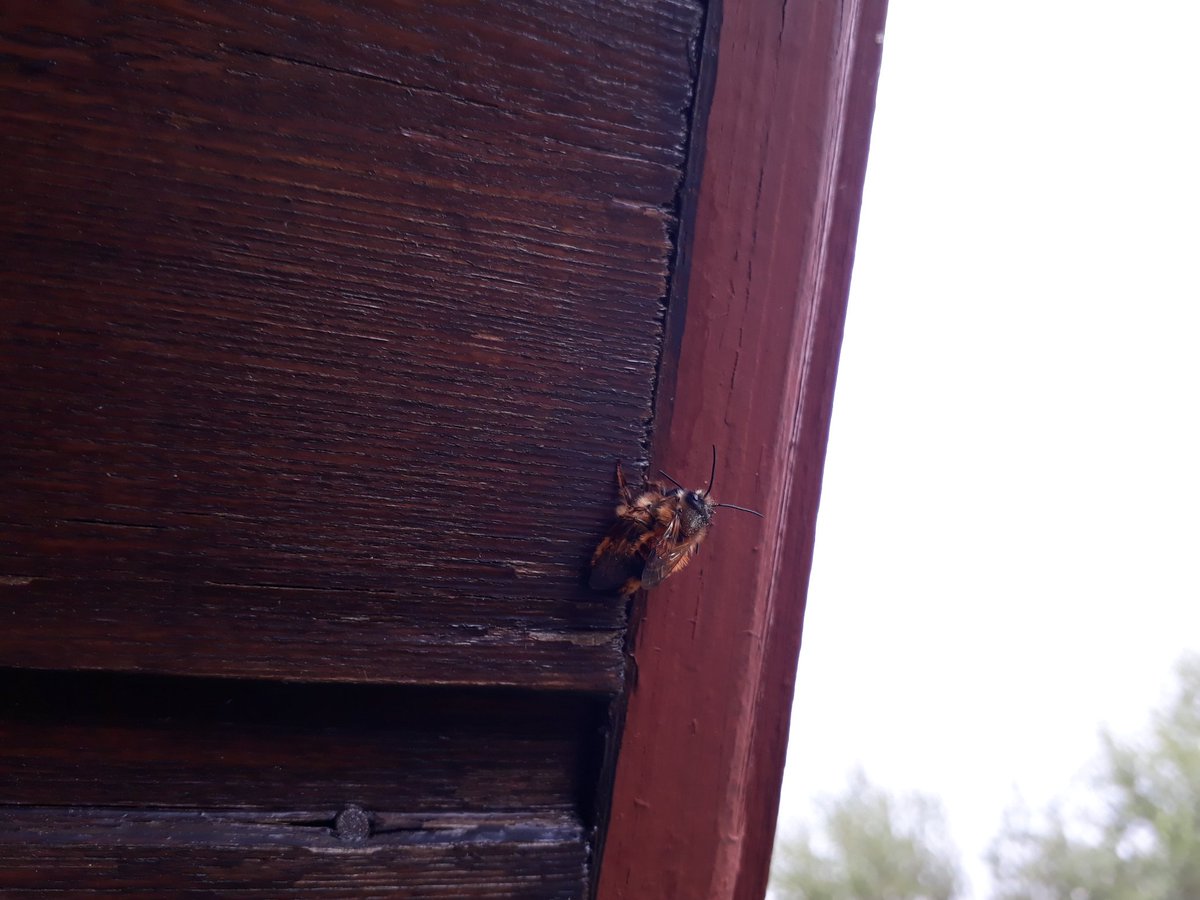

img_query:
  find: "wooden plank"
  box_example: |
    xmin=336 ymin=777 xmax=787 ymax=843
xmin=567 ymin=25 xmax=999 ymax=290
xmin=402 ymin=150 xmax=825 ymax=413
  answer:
xmin=0 ymin=0 xmax=705 ymax=688
xmin=0 ymin=669 xmax=604 ymax=812
xmin=0 ymin=808 xmax=587 ymax=897
xmin=596 ymin=0 xmax=890 ymax=897
xmin=0 ymin=580 xmax=624 ymax=691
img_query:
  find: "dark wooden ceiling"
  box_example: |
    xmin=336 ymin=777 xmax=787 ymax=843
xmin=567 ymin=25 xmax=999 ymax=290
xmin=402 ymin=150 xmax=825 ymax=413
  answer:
xmin=1 ymin=0 xmax=705 ymax=894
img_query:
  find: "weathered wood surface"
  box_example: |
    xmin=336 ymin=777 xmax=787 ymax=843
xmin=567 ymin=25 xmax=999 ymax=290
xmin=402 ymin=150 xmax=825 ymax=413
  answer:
xmin=0 ymin=670 xmax=604 ymax=813
xmin=0 ymin=669 xmax=599 ymax=894
xmin=0 ymin=808 xmax=588 ymax=897
xmin=0 ymin=580 xmax=625 ymax=690
xmin=597 ymin=0 xmax=889 ymax=898
xmin=0 ymin=0 xmax=703 ymax=689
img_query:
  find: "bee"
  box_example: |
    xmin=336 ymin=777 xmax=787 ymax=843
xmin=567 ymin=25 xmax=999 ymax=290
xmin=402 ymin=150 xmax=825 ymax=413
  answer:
xmin=589 ymin=448 xmax=763 ymax=597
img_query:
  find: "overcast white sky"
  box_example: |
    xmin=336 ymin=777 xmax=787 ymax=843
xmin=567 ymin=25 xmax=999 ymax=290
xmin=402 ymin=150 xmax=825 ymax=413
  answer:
xmin=775 ymin=2 xmax=1200 ymax=896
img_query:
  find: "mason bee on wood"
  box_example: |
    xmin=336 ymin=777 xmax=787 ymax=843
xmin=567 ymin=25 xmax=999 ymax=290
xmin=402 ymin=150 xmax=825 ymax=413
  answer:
xmin=589 ymin=449 xmax=763 ymax=597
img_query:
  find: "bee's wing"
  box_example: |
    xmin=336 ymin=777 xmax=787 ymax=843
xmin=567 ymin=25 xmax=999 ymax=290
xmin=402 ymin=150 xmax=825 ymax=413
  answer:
xmin=589 ymin=517 xmax=655 ymax=591
xmin=640 ymin=516 xmax=703 ymax=589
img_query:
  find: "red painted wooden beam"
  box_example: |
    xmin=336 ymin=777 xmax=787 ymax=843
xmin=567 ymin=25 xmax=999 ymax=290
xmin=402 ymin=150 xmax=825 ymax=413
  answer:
xmin=596 ymin=0 xmax=889 ymax=898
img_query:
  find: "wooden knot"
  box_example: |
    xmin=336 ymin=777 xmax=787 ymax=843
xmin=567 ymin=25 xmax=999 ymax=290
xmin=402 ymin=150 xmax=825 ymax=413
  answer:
xmin=334 ymin=805 xmax=371 ymax=842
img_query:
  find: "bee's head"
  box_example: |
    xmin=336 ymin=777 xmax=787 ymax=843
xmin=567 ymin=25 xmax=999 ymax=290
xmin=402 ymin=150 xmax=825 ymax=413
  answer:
xmin=657 ymin=450 xmax=764 ymax=536
xmin=677 ymin=488 xmax=715 ymax=532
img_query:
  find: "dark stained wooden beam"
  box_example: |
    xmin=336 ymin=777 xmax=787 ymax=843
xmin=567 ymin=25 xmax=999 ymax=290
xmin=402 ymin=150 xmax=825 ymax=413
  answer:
xmin=0 ymin=580 xmax=625 ymax=691
xmin=0 ymin=0 xmax=707 ymax=692
xmin=596 ymin=0 xmax=889 ymax=897
xmin=0 ymin=669 xmax=604 ymax=895
xmin=0 ymin=808 xmax=588 ymax=897
xmin=0 ymin=669 xmax=606 ymax=813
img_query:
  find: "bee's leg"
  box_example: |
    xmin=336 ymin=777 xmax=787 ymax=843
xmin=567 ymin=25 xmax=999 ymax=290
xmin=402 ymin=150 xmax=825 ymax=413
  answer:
xmin=615 ymin=460 xmax=635 ymax=504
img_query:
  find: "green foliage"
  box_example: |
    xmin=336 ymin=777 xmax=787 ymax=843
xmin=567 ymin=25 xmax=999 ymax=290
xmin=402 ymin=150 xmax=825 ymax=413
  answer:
xmin=771 ymin=769 xmax=963 ymax=900
xmin=988 ymin=654 xmax=1200 ymax=900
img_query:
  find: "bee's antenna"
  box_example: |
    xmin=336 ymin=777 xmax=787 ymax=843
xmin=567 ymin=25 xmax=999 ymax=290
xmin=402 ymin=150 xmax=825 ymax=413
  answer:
xmin=657 ymin=469 xmax=687 ymax=491
xmin=715 ymin=502 xmax=764 ymax=518
xmin=704 ymin=445 xmax=717 ymax=496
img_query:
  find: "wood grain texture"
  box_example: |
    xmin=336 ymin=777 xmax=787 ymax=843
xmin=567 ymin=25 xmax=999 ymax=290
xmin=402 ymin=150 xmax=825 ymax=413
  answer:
xmin=0 ymin=669 xmax=604 ymax=813
xmin=597 ymin=0 xmax=889 ymax=898
xmin=0 ymin=808 xmax=588 ymax=897
xmin=0 ymin=579 xmax=624 ymax=690
xmin=0 ymin=0 xmax=704 ymax=688
xmin=0 ymin=669 xmax=601 ymax=894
